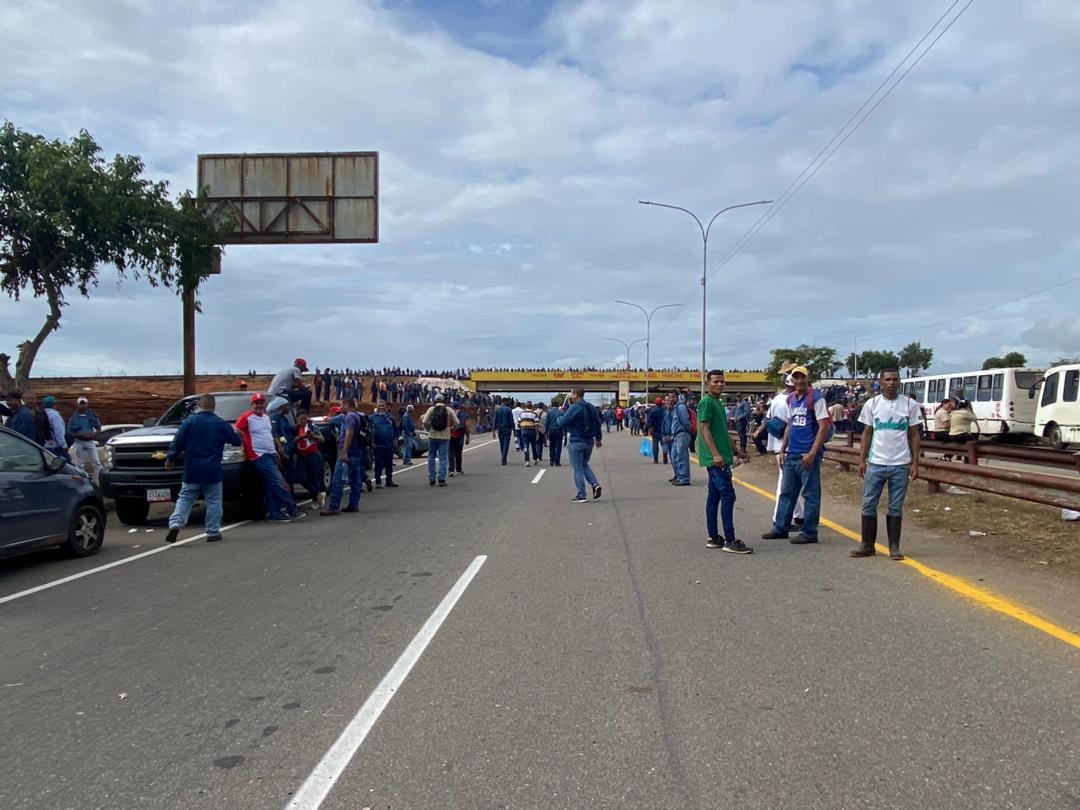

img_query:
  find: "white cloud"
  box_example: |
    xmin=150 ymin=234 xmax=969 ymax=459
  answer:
xmin=2 ymin=0 xmax=1079 ymax=381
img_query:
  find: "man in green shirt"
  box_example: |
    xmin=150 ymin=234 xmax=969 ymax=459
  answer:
xmin=698 ymin=370 xmax=752 ymax=553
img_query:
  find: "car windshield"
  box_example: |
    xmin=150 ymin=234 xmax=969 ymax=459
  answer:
xmin=156 ymin=395 xmax=253 ymax=426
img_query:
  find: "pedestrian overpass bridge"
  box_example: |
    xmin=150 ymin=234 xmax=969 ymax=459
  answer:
xmin=468 ymin=369 xmax=772 ymax=400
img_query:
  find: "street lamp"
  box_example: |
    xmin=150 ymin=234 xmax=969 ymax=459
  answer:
xmin=605 ymin=337 xmax=646 ymax=370
xmin=615 ymin=299 xmax=681 ymax=405
xmin=638 ymin=198 xmax=772 ymax=396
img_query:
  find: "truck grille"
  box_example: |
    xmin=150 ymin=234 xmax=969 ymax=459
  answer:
xmin=111 ymin=445 xmax=178 ymax=470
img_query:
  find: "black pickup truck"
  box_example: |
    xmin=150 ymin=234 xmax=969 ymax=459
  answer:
xmin=99 ymin=392 xmax=336 ymax=525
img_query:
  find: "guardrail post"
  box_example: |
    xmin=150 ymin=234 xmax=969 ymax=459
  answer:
xmin=927 ymin=479 xmax=941 ymax=494
xmin=966 ymin=442 xmax=978 ymax=466
xmin=846 ymin=431 xmax=855 ymax=448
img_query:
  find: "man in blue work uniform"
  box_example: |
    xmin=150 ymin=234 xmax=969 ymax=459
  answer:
xmin=555 ymin=387 xmax=603 ymax=503
xmin=670 ymin=394 xmax=693 ymax=486
xmin=401 ymin=405 xmax=417 ymax=465
xmin=646 ymin=397 xmax=665 ymax=464
xmin=164 ymin=394 xmax=243 ymax=543
xmin=544 ymin=404 xmax=564 ymax=466
xmin=3 ymin=390 xmax=35 ymax=440
xmin=370 ymin=401 xmax=399 ymax=488
xmin=492 ymin=399 xmax=515 ymax=465
xmin=733 ymin=395 xmax=751 ymax=454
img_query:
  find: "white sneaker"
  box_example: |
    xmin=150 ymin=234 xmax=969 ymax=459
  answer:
xmin=524 ymin=460 xmax=531 ymax=467
xmin=317 ymin=492 xmax=327 ymax=508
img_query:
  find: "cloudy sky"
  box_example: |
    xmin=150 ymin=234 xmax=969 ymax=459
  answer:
xmin=2 ymin=0 xmax=1078 ymax=378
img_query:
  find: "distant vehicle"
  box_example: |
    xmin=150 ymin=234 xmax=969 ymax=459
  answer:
xmin=100 ymin=392 xmax=335 ymax=526
xmin=0 ymin=426 xmax=107 ymax=559
xmin=901 ymin=367 xmax=1044 ymax=437
xmin=1032 ymin=363 xmax=1080 ymax=449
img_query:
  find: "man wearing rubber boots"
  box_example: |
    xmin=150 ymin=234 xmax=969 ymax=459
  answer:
xmin=851 ymin=369 xmax=922 ymax=561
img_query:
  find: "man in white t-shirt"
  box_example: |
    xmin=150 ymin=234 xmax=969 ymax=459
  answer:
xmin=852 ymin=368 xmax=922 ymax=561
xmin=758 ymin=379 xmax=804 ymax=525
xmin=511 ymin=403 xmax=524 ymax=452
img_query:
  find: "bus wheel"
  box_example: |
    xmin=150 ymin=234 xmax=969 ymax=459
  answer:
xmin=1047 ymin=423 xmax=1065 ymax=449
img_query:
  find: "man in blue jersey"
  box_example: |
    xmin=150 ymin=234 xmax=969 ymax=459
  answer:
xmin=762 ymin=366 xmax=831 ymax=544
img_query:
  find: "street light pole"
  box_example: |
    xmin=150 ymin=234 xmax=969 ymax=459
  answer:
xmin=605 ymin=337 xmax=645 ymax=403
xmin=614 ymin=299 xmax=681 ymax=404
xmin=638 ymin=199 xmax=772 ymax=397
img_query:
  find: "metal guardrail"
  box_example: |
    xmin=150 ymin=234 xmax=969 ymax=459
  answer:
xmin=824 ymin=436 xmax=1080 ymax=511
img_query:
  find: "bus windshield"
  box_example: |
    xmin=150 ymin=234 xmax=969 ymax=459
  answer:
xmin=1013 ymin=371 xmax=1041 ymax=391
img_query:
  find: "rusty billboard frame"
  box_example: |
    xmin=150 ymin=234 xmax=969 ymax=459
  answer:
xmin=197 ymin=151 xmax=379 ymax=244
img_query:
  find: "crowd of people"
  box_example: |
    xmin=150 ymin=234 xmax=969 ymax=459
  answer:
xmin=1 ymin=389 xmax=106 ymax=482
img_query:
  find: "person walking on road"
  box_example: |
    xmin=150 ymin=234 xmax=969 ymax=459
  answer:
xmin=670 ymin=394 xmax=693 ymax=486
xmin=67 ymin=396 xmax=103 ymax=483
xmin=321 ymin=398 xmax=366 ymax=516
xmin=850 ymin=368 xmax=922 ymax=561
xmin=762 ymin=366 xmax=830 ymax=544
xmin=401 ymin=405 xmax=417 ymax=465
xmin=164 ymin=394 xmax=244 ymax=543
xmin=544 ymin=403 xmax=564 ymax=466
xmin=236 ymin=393 xmax=304 ymax=523
xmin=698 ymin=370 xmax=752 ymax=553
xmin=518 ymin=403 xmax=540 ymax=467
xmin=555 ymin=386 xmax=602 ymax=503
xmin=370 ymin=401 xmax=399 ymax=488
xmin=493 ymin=399 xmax=515 ymax=465
xmin=449 ymin=400 xmax=470 ymax=476
xmin=423 ymin=394 xmax=459 ymax=486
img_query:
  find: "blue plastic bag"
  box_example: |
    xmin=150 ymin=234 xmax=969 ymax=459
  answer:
xmin=639 ymin=437 xmax=652 ymax=456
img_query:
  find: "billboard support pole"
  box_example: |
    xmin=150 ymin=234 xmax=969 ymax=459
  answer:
xmin=182 ymin=285 xmax=196 ymax=396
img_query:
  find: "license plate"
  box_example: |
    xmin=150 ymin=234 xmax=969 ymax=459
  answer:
xmin=146 ymin=488 xmax=172 ymax=503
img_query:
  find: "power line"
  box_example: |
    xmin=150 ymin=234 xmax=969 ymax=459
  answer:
xmin=705 ymin=0 xmax=976 ymax=284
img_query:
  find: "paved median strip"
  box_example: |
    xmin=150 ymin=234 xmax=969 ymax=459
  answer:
xmin=729 ymin=473 xmax=1080 ymax=652
xmin=286 ymin=554 xmax=488 ymax=810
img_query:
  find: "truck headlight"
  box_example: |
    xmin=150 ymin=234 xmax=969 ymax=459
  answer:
xmin=222 ymin=446 xmax=246 ymax=464
xmin=104 ymin=445 xmax=115 ymax=469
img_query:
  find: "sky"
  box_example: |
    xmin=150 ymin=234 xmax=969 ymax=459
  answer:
xmin=2 ymin=0 xmax=1079 ymax=379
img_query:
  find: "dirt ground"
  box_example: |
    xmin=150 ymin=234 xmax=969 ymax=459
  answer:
xmin=815 ymin=458 xmax=1080 ymax=577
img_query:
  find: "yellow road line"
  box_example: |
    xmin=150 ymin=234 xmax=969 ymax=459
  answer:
xmin=727 ymin=473 xmax=1080 ymax=652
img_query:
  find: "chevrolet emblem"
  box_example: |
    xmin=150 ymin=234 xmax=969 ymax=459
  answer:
xmin=151 ymin=451 xmax=168 ymax=461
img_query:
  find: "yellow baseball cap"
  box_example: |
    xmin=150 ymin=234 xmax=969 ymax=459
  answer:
xmin=790 ymin=366 xmax=809 ymax=377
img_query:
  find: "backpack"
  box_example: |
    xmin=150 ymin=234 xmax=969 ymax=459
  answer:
xmin=429 ymin=405 xmax=448 ymax=431
xmin=786 ymin=388 xmax=835 ymax=444
xmin=34 ymin=408 xmax=53 ymax=445
xmin=689 ymin=407 xmax=698 ymax=443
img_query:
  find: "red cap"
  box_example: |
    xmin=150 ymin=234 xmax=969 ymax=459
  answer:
xmin=251 ymin=393 xmax=266 ymax=403
xmin=328 ymin=405 xmax=342 ymax=415
xmin=294 ymin=357 xmax=308 ymax=371
xmin=655 ymin=397 xmax=663 ymax=405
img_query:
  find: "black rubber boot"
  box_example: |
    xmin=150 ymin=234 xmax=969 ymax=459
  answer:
xmin=886 ymin=514 xmax=904 ymax=560
xmin=851 ymin=515 xmax=877 ymax=557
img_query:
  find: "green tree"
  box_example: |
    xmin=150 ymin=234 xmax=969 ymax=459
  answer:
xmin=848 ymin=349 xmax=901 ymax=378
xmin=0 ymin=123 xmax=229 ymax=391
xmin=898 ymin=341 xmax=934 ymax=377
xmin=982 ymin=351 xmax=1027 ymax=370
xmin=550 ymin=393 xmax=569 ymax=407
xmin=767 ymin=344 xmax=840 ymax=384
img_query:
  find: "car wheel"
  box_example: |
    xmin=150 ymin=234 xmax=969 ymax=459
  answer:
xmin=1047 ymin=423 xmax=1064 ymax=449
xmin=115 ymin=497 xmax=149 ymax=526
xmin=63 ymin=503 xmax=105 ymax=557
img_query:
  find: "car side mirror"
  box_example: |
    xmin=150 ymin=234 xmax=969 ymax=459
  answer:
xmin=144 ymin=418 xmax=158 ymax=427
xmin=48 ymin=455 xmax=67 ymax=473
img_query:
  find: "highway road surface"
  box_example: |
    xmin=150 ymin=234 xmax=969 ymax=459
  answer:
xmin=1 ymin=435 xmax=1078 ymax=809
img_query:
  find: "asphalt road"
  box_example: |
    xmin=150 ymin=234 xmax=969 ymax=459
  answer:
xmin=1 ymin=434 xmax=1078 ymax=809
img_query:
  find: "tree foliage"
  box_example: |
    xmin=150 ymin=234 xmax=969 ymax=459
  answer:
xmin=844 ymin=349 xmax=902 ymax=378
xmin=982 ymin=352 xmax=1027 ymax=370
xmin=0 ymin=123 xmax=230 ymax=391
xmin=898 ymin=341 xmax=934 ymax=377
xmin=767 ymin=344 xmax=841 ymax=384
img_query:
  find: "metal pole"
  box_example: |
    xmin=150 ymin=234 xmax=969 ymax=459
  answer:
xmin=614 ymin=300 xmax=681 ymax=405
xmin=637 ymin=199 xmax=772 ymax=399
xmin=182 ymin=286 xmax=196 ymax=396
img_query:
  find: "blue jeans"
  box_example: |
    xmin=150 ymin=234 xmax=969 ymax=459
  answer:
xmin=253 ymin=454 xmax=298 ymax=518
xmin=705 ymin=465 xmax=736 ymax=541
xmin=774 ymin=453 xmax=822 ymax=538
xmin=329 ymin=455 xmax=364 ymax=510
xmin=428 ymin=438 xmax=449 ymax=481
xmin=568 ymin=440 xmax=599 ymax=499
xmin=373 ymin=445 xmax=394 ymax=483
xmin=651 ymin=432 xmax=660 ymax=461
xmin=497 ymin=429 xmax=512 ymax=462
xmin=403 ymin=434 xmax=414 ymax=463
xmin=521 ymin=429 xmax=537 ymax=461
xmin=548 ymin=431 xmax=564 ymax=465
xmin=169 ymin=480 xmax=224 ymax=535
xmin=862 ymin=463 xmax=910 ymax=517
xmin=293 ymin=452 xmax=323 ymax=499
xmin=736 ymin=418 xmax=748 ymax=452
xmin=671 ymin=432 xmax=691 ymax=483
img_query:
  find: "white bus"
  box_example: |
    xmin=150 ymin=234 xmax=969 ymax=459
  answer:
xmin=1033 ymin=363 xmax=1080 ymax=448
xmin=900 ymin=367 xmax=1044 ymax=437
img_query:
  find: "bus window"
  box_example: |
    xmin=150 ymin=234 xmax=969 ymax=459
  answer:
xmin=914 ymin=381 xmax=926 ymax=401
xmin=902 ymin=382 xmax=914 ymax=397
xmin=963 ymin=376 xmax=977 ymax=401
xmin=991 ymin=373 xmax=1003 ymax=401
xmin=977 ymin=374 xmax=993 ymax=402
xmin=949 ymin=378 xmax=964 ymax=400
xmin=1041 ymin=372 xmax=1059 ymax=407
xmin=1065 ymin=370 xmax=1079 ymax=403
